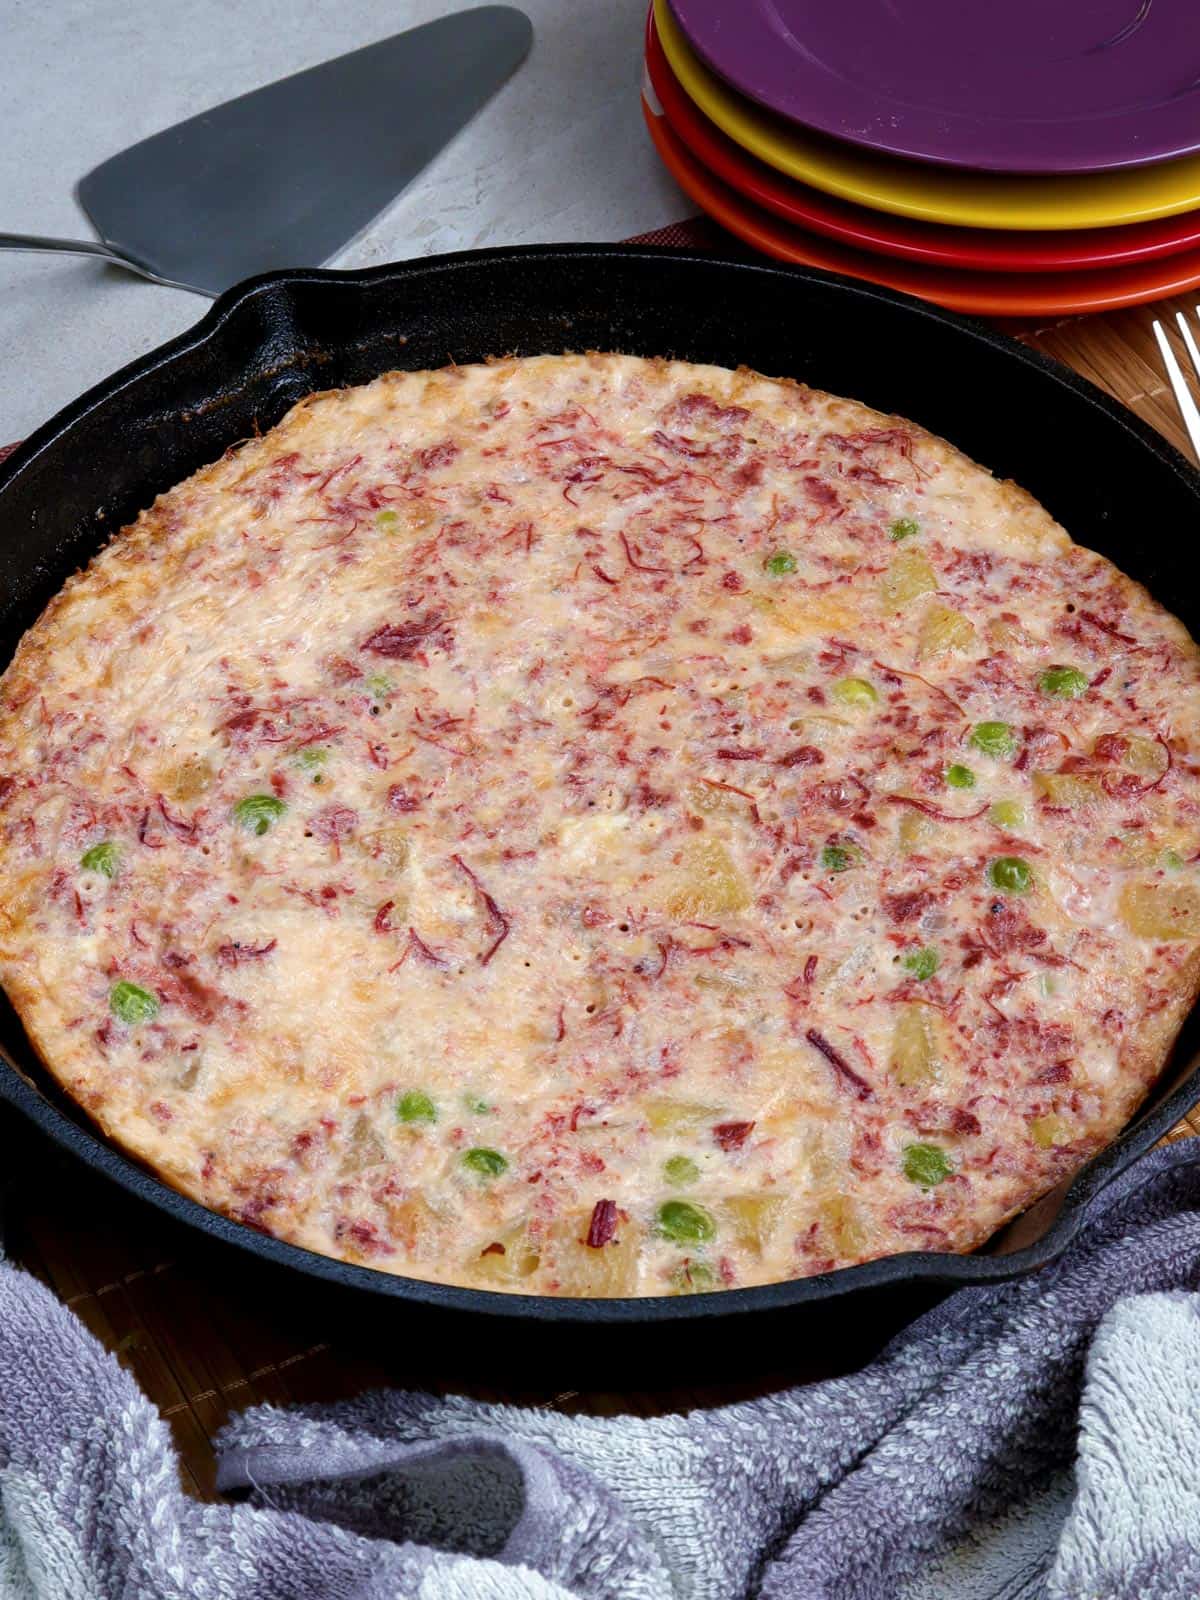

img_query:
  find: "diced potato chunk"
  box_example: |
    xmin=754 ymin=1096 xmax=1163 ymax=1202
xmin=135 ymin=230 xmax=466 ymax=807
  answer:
xmin=797 ymin=1127 xmax=836 ymax=1185
xmin=551 ymin=1213 xmax=640 ymax=1296
xmin=361 ymin=828 xmax=410 ymax=872
xmin=386 ymin=1194 xmax=446 ymax=1254
xmin=1091 ymin=733 xmax=1169 ymax=780
xmin=880 ymin=550 xmax=937 ymax=611
xmin=890 ymin=1003 xmax=942 ymax=1089
xmin=816 ymin=1193 xmax=870 ymax=1258
xmin=916 ymin=604 xmax=976 ymax=662
xmin=393 ymin=499 xmax=437 ymax=532
xmin=989 ymin=800 xmax=1025 ymax=830
xmin=1033 ymin=771 xmax=1101 ymax=809
xmin=720 ymin=1193 xmax=785 ymax=1257
xmin=163 ymin=756 xmax=213 ymax=800
xmin=667 ymin=840 xmax=751 ymax=917
xmin=792 ymin=714 xmax=851 ymax=750
xmin=986 ymin=615 xmax=1033 ymax=651
xmin=898 ymin=810 xmax=936 ymax=853
xmin=644 ymin=1099 xmax=721 ymax=1132
xmin=1125 ymin=735 xmax=1169 ymax=779
xmin=1119 ymin=880 xmax=1200 ymax=940
xmin=470 ymin=1223 xmax=541 ymax=1286
xmin=756 ymin=593 xmax=859 ymax=637
xmin=1110 ymin=834 xmax=1158 ymax=868
xmin=1029 ymin=1114 xmax=1070 ymax=1149
xmin=339 ymin=1114 xmax=386 ymax=1174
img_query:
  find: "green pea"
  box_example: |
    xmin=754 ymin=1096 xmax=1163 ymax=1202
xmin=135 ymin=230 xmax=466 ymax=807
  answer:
xmin=820 ymin=843 xmax=856 ymax=873
xmin=656 ymin=1200 xmax=716 ymax=1245
xmin=988 ymin=856 xmax=1033 ymax=894
xmin=462 ymin=1147 xmax=507 ymax=1180
xmin=831 ymin=677 xmax=878 ymax=709
xmin=970 ymin=721 xmax=1017 ymax=761
xmin=1162 ymin=848 xmax=1185 ymax=871
xmin=889 ymin=517 xmax=920 ymax=541
xmin=233 ymin=794 xmax=287 ymax=836
xmin=989 ymin=800 xmax=1025 ymax=830
xmin=764 ymin=550 xmax=796 ymax=576
xmin=81 ymin=841 xmax=119 ymax=878
xmin=664 ymin=1154 xmax=700 ymax=1187
xmin=902 ymin=947 xmax=939 ymax=982
xmin=375 ymin=510 xmax=399 ymax=530
xmin=671 ymin=1260 xmax=717 ymax=1294
xmin=296 ymin=748 xmax=329 ymax=786
xmin=944 ymin=764 xmax=975 ymax=789
xmin=365 ymin=672 xmax=394 ymax=701
xmin=902 ymin=1142 xmax=953 ymax=1188
xmin=397 ymin=1091 xmax=436 ymax=1124
xmin=464 ymin=1094 xmax=494 ymax=1115
xmin=1038 ymin=666 xmax=1089 ymax=699
xmin=109 ymin=980 xmax=159 ymax=1026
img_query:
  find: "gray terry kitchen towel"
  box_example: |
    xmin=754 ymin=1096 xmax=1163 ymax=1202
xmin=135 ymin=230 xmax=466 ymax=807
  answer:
xmin=3 ymin=1139 xmax=1200 ymax=1599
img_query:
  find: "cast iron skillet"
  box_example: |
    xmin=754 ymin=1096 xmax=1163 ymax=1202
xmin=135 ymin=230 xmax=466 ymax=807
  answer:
xmin=2 ymin=245 xmax=1199 ymax=1336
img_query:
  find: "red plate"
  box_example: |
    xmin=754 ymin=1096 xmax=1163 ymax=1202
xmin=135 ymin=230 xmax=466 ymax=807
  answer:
xmin=642 ymin=94 xmax=1200 ymax=318
xmin=644 ymin=8 xmax=1200 ymax=275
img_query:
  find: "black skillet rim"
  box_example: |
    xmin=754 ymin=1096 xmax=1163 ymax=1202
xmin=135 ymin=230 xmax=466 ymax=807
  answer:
xmin=2 ymin=242 xmax=1199 ymax=1324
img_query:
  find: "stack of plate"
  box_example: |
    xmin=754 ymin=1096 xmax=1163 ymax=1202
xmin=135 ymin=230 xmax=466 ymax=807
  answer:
xmin=643 ymin=0 xmax=1200 ymax=317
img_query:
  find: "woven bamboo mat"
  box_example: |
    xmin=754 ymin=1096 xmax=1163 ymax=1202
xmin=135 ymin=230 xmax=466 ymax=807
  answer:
xmin=5 ymin=230 xmax=1200 ymax=1500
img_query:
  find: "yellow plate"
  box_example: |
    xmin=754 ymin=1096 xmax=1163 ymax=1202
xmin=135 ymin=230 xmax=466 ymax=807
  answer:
xmin=655 ymin=0 xmax=1200 ymax=232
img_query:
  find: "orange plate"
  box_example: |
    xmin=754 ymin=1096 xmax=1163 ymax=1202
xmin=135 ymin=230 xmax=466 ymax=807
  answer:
xmin=643 ymin=91 xmax=1200 ymax=318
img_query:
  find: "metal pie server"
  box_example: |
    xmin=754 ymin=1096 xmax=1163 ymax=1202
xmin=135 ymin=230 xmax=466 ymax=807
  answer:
xmin=2 ymin=6 xmax=532 ymax=297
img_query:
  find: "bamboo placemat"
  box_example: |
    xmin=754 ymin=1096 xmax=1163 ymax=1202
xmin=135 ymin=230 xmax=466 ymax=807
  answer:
xmin=5 ymin=233 xmax=1200 ymax=1500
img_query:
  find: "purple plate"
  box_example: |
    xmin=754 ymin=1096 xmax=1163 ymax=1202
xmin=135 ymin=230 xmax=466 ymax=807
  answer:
xmin=667 ymin=0 xmax=1200 ymax=174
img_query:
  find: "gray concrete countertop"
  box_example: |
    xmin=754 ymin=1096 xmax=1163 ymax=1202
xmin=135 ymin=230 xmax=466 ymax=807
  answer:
xmin=1 ymin=0 xmax=686 ymax=443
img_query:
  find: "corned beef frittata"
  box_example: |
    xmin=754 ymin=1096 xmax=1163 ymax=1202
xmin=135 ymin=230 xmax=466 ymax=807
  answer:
xmin=2 ymin=352 xmax=1199 ymax=1295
